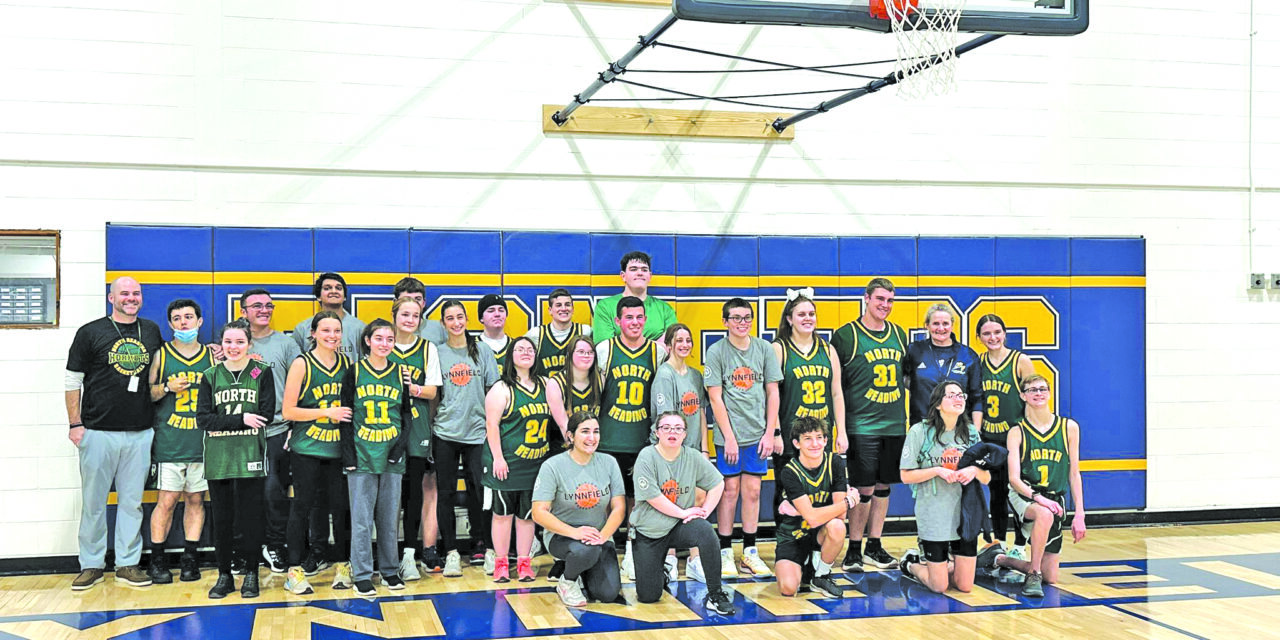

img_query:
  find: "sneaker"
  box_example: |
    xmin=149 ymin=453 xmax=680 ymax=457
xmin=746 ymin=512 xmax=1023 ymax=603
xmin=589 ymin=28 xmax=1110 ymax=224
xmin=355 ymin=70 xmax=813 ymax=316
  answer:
xmin=1022 ymin=571 xmax=1045 ymax=597
xmin=548 ymin=560 xmax=565 ymax=583
xmin=686 ymin=556 xmax=707 ymax=583
xmin=230 ymin=558 xmax=247 ymax=576
xmin=898 ymin=554 xmax=923 ymax=587
xmin=557 ymin=578 xmax=587 ymax=607
xmin=331 ymin=562 xmax=352 ymax=590
xmin=262 ymin=546 xmax=287 ymax=574
xmin=179 ymin=553 xmax=201 ymax=582
xmin=810 ymin=574 xmax=845 ymax=599
xmin=705 ymin=589 xmax=736 ymax=615
xmin=421 ymin=547 xmax=444 ymax=574
xmin=621 ymin=541 xmax=635 ymax=582
xmin=493 ymin=556 xmax=510 ymax=583
xmin=148 ymin=553 xmax=173 ymax=585
xmin=1008 ymin=546 xmax=1028 ymax=563
xmin=354 ymin=579 xmax=377 ymax=598
xmin=664 ymin=555 xmax=678 ymax=583
xmin=208 ymin=573 xmax=236 ymax=599
xmin=720 ymin=548 xmax=739 ymax=578
xmin=864 ymin=546 xmax=897 ymax=570
xmin=976 ymin=542 xmax=1006 ymax=571
xmin=384 ymin=573 xmax=405 ymax=590
xmin=302 ymin=552 xmax=331 ymax=577
xmin=241 ymin=571 xmax=260 ymax=598
xmin=471 ymin=549 xmax=487 ymax=566
xmin=443 ymin=550 xmax=463 ymax=578
xmin=115 ymin=565 xmax=152 ymax=587
xmin=841 ymin=547 xmax=863 ymax=573
xmin=740 ymin=547 xmax=772 ymax=577
xmin=399 ymin=548 xmax=421 ymax=581
xmin=517 ymin=557 xmax=536 ymax=582
xmin=71 ymin=568 xmax=105 ymax=591
xmin=285 ymin=567 xmax=314 ymax=595
xmin=483 ymin=549 xmax=496 ymax=574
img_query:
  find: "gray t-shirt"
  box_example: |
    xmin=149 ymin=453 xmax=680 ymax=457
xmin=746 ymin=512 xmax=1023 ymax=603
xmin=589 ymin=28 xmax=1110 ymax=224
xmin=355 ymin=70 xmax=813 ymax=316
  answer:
xmin=703 ymin=336 xmax=783 ymax=447
xmin=532 ymin=451 xmax=625 ymax=548
xmin=630 ymin=445 xmax=723 ymax=539
xmin=650 ymin=362 xmax=707 ymax=451
xmin=900 ymin=420 xmax=981 ymax=542
xmin=249 ymin=330 xmax=302 ymax=436
xmin=433 ymin=340 xmax=499 ymax=444
xmin=292 ymin=311 xmax=366 ymax=363
xmin=418 ymin=321 xmax=447 ymax=346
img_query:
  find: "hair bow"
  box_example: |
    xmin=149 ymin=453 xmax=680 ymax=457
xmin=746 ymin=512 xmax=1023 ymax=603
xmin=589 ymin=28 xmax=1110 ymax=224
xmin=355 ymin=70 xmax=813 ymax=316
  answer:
xmin=786 ymin=287 xmax=814 ymax=301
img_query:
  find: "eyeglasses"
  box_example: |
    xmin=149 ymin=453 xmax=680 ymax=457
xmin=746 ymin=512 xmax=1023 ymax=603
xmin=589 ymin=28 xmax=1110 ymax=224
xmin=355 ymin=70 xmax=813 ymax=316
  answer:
xmin=513 ymin=347 xmax=537 ymax=355
xmin=657 ymin=425 xmax=686 ymax=433
xmin=245 ymin=303 xmax=275 ymax=311
xmin=572 ymin=349 xmax=594 ymax=356
xmin=725 ymin=315 xmax=753 ymax=324
xmin=1023 ymin=386 xmax=1050 ymax=394
xmin=944 ymin=392 xmax=967 ymax=400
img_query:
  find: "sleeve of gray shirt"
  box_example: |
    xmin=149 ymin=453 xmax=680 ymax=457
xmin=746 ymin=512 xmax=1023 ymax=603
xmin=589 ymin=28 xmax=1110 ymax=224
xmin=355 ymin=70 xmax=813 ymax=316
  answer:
xmin=900 ymin=422 xmax=926 ymax=470
xmin=633 ymin=448 xmax=661 ymax=502
xmin=477 ymin=340 xmax=500 ymax=389
xmin=762 ymin=338 xmax=784 ymax=384
xmin=703 ymin=342 xmax=724 ymax=389
xmin=532 ymin=458 xmax=560 ymax=503
xmin=694 ymin=452 xmax=724 ymax=491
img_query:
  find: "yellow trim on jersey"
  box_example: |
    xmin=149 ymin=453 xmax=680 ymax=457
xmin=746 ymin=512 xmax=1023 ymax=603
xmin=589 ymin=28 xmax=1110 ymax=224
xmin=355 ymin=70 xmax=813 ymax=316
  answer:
xmin=359 ymin=359 xmax=398 ymax=380
xmin=784 ymin=337 xmax=826 ymax=363
xmin=981 ymin=348 xmax=1018 ymax=378
xmin=541 ymin=324 xmax=583 ymax=350
xmin=305 ymin=351 xmax=346 ymax=378
xmin=393 ymin=337 xmax=426 ymax=360
xmin=852 ymin=319 xmax=903 ymax=346
xmin=1021 ymin=415 xmax=1064 ymax=444
xmin=165 ymin=343 xmax=210 ymax=367
xmin=786 ymin=453 xmax=832 ymax=490
xmin=611 ymin=337 xmax=656 ymax=361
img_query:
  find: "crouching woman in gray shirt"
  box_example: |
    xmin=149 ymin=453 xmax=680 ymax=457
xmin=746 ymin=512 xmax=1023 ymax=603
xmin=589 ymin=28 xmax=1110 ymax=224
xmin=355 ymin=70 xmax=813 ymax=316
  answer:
xmin=532 ymin=411 xmax=626 ymax=607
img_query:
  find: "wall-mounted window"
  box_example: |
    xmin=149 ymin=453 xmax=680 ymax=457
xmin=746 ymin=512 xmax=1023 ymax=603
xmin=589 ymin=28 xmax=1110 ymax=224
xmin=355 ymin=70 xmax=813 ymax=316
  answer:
xmin=0 ymin=231 xmax=59 ymax=328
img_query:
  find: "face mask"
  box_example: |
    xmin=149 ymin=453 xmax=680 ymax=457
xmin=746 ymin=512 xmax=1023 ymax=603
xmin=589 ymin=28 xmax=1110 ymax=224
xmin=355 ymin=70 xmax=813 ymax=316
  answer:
xmin=173 ymin=328 xmax=200 ymax=342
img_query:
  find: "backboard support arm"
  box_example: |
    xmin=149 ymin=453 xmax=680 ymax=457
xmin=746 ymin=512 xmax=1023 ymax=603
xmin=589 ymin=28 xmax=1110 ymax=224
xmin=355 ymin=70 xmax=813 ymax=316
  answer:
xmin=550 ymin=13 xmax=681 ymax=126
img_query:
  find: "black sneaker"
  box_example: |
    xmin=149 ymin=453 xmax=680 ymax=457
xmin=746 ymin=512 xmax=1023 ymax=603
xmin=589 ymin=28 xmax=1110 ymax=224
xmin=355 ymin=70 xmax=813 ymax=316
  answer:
xmin=548 ymin=560 xmax=565 ymax=583
xmin=864 ymin=546 xmax=897 ymax=569
xmin=302 ymin=552 xmax=331 ymax=577
xmin=421 ymin=547 xmax=444 ymax=574
xmin=179 ymin=554 xmax=201 ymax=582
xmin=262 ymin=546 xmax=287 ymax=574
xmin=899 ymin=554 xmax=924 ymax=587
xmin=841 ymin=547 xmax=864 ymax=573
xmin=208 ymin=573 xmax=236 ymax=599
xmin=704 ymin=589 xmax=736 ymax=615
xmin=149 ymin=553 xmax=173 ymax=585
xmin=241 ymin=571 xmax=260 ymax=598
xmin=355 ymin=579 xmax=377 ymax=597
xmin=810 ymin=575 xmax=845 ymax=599
xmin=230 ymin=558 xmax=247 ymax=576
xmin=384 ymin=574 xmax=405 ymax=590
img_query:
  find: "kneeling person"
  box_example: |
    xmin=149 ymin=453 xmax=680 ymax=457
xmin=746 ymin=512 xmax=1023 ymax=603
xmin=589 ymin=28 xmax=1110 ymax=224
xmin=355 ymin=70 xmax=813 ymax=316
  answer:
xmin=774 ymin=416 xmax=850 ymax=598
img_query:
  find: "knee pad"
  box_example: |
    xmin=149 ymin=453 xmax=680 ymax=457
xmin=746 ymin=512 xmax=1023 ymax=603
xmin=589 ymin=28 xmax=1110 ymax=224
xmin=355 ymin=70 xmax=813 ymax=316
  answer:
xmin=859 ymin=493 xmax=873 ymax=504
xmin=873 ymin=487 xmax=891 ymax=499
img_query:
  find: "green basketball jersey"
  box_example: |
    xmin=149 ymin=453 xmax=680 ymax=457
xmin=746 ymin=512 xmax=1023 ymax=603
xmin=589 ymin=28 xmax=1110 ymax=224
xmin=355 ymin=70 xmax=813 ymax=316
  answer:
xmin=351 ymin=359 xmax=408 ymax=475
xmin=1018 ymin=415 xmax=1070 ymax=495
xmin=776 ymin=452 xmax=843 ymax=541
xmin=552 ymin=370 xmax=599 ymax=417
xmin=202 ymin=360 xmax=270 ymax=480
xmin=152 ymin=343 xmax=214 ymax=463
xmin=289 ymin=352 xmax=351 ymax=460
xmin=492 ymin=338 xmax=509 ymax=377
xmin=833 ymin=319 xmax=909 ymax=437
xmin=980 ymin=349 xmax=1025 ymax=440
xmin=778 ymin=338 xmax=837 ymax=455
xmin=482 ymin=378 xmax=553 ymax=491
xmin=599 ymin=338 xmax=659 ymax=454
xmin=534 ymin=323 xmax=584 ymax=376
xmin=390 ymin=338 xmax=433 ymax=459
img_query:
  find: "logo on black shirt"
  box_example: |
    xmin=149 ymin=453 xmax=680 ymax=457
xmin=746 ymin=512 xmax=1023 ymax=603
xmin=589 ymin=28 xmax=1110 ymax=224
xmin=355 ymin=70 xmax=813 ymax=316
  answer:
xmin=108 ymin=338 xmax=150 ymax=375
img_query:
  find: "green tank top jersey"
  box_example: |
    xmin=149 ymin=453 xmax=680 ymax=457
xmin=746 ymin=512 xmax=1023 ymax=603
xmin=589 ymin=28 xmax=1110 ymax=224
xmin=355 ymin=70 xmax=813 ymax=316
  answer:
xmin=152 ymin=343 xmax=214 ymax=463
xmin=203 ymin=360 xmax=271 ymax=480
xmin=390 ymin=338 xmax=433 ymax=459
xmin=289 ymin=352 xmax=351 ymax=460
xmin=776 ymin=452 xmax=839 ymax=541
xmin=492 ymin=339 xmax=509 ymax=377
xmin=980 ymin=350 xmax=1025 ymax=440
xmin=534 ymin=323 xmax=585 ymax=376
xmin=1019 ymin=415 xmax=1071 ymax=495
xmin=838 ymin=320 xmax=909 ymax=437
xmin=599 ymin=338 xmax=660 ymax=454
xmin=351 ymin=360 xmax=408 ymax=475
xmin=482 ymin=378 xmax=554 ymax=491
xmin=552 ymin=370 xmax=600 ymax=417
xmin=779 ymin=338 xmax=837 ymax=455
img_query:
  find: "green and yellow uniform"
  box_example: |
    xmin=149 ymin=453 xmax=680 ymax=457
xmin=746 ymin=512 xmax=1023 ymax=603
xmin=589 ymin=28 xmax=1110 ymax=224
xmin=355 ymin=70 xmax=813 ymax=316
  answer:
xmin=831 ymin=319 xmax=909 ymax=437
xmin=552 ymin=370 xmax=599 ymax=417
xmin=533 ymin=323 xmax=585 ymax=376
xmin=492 ymin=338 xmax=510 ymax=377
xmin=778 ymin=338 xmax=836 ymax=455
xmin=344 ymin=360 xmax=410 ymax=475
xmin=201 ymin=360 xmax=273 ymax=480
xmin=482 ymin=378 xmax=554 ymax=491
xmin=1018 ymin=415 xmax=1070 ymax=495
xmin=979 ymin=350 xmax=1025 ymax=441
xmin=289 ymin=352 xmax=351 ymax=460
xmin=152 ymin=343 xmax=213 ymax=463
xmin=599 ymin=338 xmax=660 ymax=454
xmin=390 ymin=338 xmax=433 ymax=459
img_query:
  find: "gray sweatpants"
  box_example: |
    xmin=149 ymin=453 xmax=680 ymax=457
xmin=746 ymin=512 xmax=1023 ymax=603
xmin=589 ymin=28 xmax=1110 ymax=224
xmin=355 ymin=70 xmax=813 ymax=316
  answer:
xmin=348 ymin=472 xmax=402 ymax=583
xmin=78 ymin=429 xmax=153 ymax=570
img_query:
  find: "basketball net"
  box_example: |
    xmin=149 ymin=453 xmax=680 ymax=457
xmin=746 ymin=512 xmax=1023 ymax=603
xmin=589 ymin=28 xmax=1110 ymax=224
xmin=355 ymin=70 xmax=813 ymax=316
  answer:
xmin=874 ymin=0 xmax=967 ymax=98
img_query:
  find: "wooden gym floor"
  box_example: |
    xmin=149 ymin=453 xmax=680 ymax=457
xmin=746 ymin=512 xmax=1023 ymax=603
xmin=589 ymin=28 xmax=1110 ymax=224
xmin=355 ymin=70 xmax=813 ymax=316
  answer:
xmin=0 ymin=521 xmax=1278 ymax=640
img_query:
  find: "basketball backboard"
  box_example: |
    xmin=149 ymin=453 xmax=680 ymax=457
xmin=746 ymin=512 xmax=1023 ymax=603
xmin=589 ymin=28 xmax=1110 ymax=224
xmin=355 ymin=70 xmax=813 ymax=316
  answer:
xmin=672 ymin=0 xmax=1087 ymax=35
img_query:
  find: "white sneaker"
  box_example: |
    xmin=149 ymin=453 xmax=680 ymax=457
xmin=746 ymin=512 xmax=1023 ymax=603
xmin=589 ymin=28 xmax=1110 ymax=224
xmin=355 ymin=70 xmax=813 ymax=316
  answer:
xmin=531 ymin=537 xmax=545 ymax=557
xmin=686 ymin=555 xmax=707 ymax=583
xmin=664 ymin=554 xmax=678 ymax=582
xmin=621 ymin=541 xmax=635 ymax=582
xmin=740 ymin=546 xmax=772 ymax=577
xmin=557 ymin=577 xmax=587 ymax=607
xmin=1008 ymin=546 xmax=1028 ymax=562
xmin=483 ymin=549 xmax=496 ymax=575
xmin=443 ymin=550 xmax=463 ymax=578
xmin=720 ymin=548 xmax=739 ymax=578
xmin=399 ymin=548 xmax=421 ymax=581
xmin=284 ymin=567 xmax=314 ymax=595
xmin=330 ymin=562 xmax=352 ymax=590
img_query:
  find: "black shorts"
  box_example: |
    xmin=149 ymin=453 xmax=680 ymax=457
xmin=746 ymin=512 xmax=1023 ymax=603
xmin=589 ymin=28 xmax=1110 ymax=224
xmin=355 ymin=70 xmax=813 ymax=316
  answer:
xmin=607 ymin=451 xmax=639 ymax=496
xmin=848 ymin=434 xmax=905 ymax=487
xmin=775 ymin=531 xmax=821 ymax=566
xmin=486 ymin=488 xmax=533 ymax=519
xmin=920 ymin=538 xmax=978 ymax=563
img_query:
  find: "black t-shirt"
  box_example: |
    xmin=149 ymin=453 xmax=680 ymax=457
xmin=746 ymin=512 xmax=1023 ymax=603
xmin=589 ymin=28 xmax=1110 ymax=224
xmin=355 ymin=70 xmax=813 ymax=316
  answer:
xmin=67 ymin=316 xmax=164 ymax=431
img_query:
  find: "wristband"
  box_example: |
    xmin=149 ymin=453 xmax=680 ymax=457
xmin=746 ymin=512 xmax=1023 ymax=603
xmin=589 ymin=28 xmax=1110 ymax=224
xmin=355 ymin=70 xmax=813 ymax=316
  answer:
xmin=69 ymin=422 xmax=83 ymax=429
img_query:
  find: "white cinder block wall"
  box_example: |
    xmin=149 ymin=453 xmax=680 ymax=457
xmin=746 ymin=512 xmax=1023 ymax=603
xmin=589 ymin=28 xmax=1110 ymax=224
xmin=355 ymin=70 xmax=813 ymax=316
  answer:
xmin=0 ymin=0 xmax=1277 ymax=559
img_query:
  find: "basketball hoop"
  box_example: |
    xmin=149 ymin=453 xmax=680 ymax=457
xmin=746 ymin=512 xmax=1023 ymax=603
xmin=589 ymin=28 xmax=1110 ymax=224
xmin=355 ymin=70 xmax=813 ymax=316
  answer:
xmin=872 ymin=0 xmax=967 ymax=98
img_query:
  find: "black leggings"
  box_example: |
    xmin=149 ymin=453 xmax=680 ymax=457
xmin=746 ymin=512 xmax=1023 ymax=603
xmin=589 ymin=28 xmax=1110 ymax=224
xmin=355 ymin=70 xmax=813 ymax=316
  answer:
xmin=402 ymin=456 xmax=434 ymax=552
xmin=982 ymin=435 xmax=1026 ymax=546
xmin=208 ymin=477 xmax=265 ymax=574
xmin=633 ymin=518 xmax=721 ymax=603
xmin=548 ymin=535 xmax=620 ymax=603
xmin=433 ymin=437 xmax=488 ymax=555
xmin=287 ymin=453 xmax=350 ymax=566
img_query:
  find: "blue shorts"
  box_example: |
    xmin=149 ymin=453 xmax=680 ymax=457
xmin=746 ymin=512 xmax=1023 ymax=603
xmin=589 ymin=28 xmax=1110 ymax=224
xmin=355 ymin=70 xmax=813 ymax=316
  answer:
xmin=715 ymin=441 xmax=769 ymax=477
